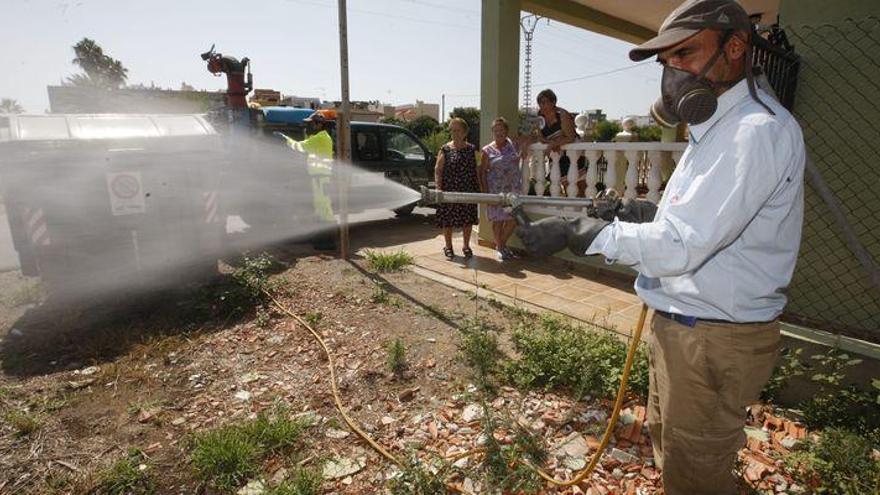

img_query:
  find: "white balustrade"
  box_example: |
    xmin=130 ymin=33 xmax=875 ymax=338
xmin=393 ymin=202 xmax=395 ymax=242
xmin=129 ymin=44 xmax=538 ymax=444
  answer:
xmin=524 ymin=142 xmax=687 ymax=215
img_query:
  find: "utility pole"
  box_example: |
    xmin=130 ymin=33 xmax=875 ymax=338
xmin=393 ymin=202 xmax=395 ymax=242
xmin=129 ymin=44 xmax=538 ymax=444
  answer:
xmin=337 ymin=0 xmax=351 ymax=259
xmin=520 ymin=14 xmax=543 ymax=116
xmin=441 ymin=93 xmax=445 ymax=123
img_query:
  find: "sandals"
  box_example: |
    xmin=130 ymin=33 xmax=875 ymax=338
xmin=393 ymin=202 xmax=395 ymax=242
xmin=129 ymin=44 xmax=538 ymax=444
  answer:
xmin=443 ymin=246 xmax=455 ymax=260
xmin=462 ymin=247 xmax=473 ymax=259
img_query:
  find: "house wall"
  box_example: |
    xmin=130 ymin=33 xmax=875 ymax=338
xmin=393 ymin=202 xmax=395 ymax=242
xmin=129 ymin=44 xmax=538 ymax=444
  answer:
xmin=778 ymin=0 xmax=880 ymax=340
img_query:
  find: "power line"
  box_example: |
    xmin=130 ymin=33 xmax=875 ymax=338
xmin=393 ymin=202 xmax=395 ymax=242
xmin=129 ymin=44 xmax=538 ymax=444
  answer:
xmin=388 ymin=0 xmax=479 ymax=15
xmin=284 ymin=0 xmax=477 ymax=31
xmin=532 ymin=60 xmax=654 ymax=86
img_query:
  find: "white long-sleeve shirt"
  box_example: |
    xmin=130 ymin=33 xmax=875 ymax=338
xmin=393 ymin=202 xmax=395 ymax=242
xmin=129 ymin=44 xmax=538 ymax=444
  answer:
xmin=587 ymin=80 xmax=805 ymax=322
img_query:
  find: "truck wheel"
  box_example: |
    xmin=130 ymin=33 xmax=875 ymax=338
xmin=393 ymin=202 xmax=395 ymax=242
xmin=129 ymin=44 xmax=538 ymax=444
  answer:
xmin=393 ymin=203 xmax=416 ymax=217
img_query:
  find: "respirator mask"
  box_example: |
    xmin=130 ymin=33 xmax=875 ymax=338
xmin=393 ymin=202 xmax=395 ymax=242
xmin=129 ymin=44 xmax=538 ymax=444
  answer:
xmin=651 ymin=31 xmax=737 ymax=127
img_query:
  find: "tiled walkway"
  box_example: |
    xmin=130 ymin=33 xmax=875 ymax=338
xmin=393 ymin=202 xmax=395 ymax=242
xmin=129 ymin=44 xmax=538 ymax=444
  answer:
xmin=365 ymin=225 xmax=652 ymax=339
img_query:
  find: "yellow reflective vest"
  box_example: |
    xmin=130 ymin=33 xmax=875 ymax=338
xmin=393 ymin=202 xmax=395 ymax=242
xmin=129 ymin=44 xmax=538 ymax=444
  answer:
xmin=282 ymin=130 xmax=335 ymax=222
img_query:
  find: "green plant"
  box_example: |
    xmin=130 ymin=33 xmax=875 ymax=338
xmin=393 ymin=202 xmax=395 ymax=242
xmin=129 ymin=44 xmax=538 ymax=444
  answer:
xmin=785 ymin=427 xmax=880 ymax=495
xmin=303 ymin=311 xmax=322 ymax=328
xmin=762 ymin=347 xmax=807 ymax=402
xmin=364 ymin=250 xmax=413 ymax=272
xmin=504 ymin=314 xmax=649 ymax=399
xmin=245 ymin=406 xmax=311 ymax=455
xmin=190 ymin=425 xmax=259 ymax=491
xmin=388 ymin=457 xmax=451 ymax=495
xmin=4 ymin=410 xmax=42 ymax=436
xmin=478 ymin=405 xmax=542 ymax=493
xmin=387 ymin=338 xmax=408 ymax=377
xmin=96 ymin=449 xmax=155 ymax=495
xmin=256 ymin=304 xmax=273 ymax=328
xmin=190 ymin=403 xmax=312 ymax=490
xmin=267 ymin=467 xmax=323 ymax=495
xmin=458 ymin=319 xmax=504 ymax=391
xmin=3 ymin=280 xmax=43 ymax=307
xmin=422 ymin=129 xmax=451 ymax=154
xmin=371 ymin=285 xmax=390 ymax=304
xmin=790 ymin=348 xmax=880 ymax=440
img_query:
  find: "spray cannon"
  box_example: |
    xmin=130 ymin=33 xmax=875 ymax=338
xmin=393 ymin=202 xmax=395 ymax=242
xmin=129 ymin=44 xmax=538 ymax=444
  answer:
xmin=419 ymin=186 xmax=615 ymax=226
xmin=200 ymin=43 xmax=253 ymax=109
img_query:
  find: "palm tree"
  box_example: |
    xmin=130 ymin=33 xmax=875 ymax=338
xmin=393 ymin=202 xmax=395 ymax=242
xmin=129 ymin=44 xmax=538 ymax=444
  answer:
xmin=68 ymin=38 xmax=128 ymax=89
xmin=0 ymin=98 xmax=24 ymax=114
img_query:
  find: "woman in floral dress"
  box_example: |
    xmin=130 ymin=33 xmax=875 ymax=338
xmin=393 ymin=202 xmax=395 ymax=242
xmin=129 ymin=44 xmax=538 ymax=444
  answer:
xmin=434 ymin=117 xmax=480 ymax=260
xmin=479 ymin=117 xmax=522 ymax=261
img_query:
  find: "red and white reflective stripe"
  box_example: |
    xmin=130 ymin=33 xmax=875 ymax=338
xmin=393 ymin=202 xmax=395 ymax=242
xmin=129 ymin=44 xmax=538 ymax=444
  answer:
xmin=23 ymin=207 xmax=50 ymax=247
xmin=203 ymin=191 xmax=218 ymax=224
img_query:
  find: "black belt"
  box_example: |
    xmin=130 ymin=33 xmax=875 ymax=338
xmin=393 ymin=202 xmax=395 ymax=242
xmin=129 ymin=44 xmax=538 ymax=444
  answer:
xmin=655 ymin=310 xmax=774 ymax=328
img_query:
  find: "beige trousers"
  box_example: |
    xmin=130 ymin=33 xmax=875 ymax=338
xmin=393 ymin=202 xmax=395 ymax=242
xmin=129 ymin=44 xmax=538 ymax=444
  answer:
xmin=647 ymin=314 xmax=780 ymax=495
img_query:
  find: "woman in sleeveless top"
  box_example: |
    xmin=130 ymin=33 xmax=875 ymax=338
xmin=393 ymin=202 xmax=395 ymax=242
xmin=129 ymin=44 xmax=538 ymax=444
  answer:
xmin=536 ymin=88 xmax=581 ymax=195
xmin=479 ymin=117 xmax=522 ymax=261
xmin=434 ymin=117 xmax=480 ymax=260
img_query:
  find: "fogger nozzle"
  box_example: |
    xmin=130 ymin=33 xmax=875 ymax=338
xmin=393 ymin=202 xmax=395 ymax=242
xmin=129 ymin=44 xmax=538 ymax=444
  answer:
xmin=419 ymin=186 xmax=595 ymax=211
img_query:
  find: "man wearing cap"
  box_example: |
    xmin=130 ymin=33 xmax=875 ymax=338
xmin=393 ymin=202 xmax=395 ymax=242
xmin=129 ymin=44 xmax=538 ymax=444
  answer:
xmin=281 ymin=111 xmax=336 ymax=250
xmin=514 ymin=1 xmax=805 ymax=493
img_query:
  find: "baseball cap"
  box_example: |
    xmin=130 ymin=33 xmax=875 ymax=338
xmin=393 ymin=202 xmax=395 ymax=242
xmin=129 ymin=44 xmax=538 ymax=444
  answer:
xmin=629 ymin=0 xmax=752 ymax=61
xmin=304 ymin=111 xmax=326 ymax=123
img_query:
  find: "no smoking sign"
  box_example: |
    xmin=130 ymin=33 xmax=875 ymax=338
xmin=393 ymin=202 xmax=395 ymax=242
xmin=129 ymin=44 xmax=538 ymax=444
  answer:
xmin=106 ymin=171 xmax=146 ymax=216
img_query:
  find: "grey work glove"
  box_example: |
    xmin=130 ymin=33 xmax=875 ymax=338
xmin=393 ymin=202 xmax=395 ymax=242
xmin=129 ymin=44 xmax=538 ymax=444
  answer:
xmin=594 ymin=197 xmax=658 ymax=223
xmin=513 ymin=212 xmax=609 ymax=258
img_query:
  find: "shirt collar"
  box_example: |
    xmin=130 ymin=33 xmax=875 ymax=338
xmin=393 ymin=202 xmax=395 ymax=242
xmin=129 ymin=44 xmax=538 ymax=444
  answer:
xmin=688 ymin=79 xmax=751 ymax=143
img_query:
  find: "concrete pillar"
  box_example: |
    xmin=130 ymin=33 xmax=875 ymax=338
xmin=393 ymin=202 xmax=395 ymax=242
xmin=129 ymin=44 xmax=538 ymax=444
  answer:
xmin=480 ymin=0 xmax=522 ymax=145
xmin=479 ymin=0 xmax=521 ymax=248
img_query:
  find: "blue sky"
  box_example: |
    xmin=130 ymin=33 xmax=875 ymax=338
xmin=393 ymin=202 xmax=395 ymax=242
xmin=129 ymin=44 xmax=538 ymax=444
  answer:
xmin=0 ymin=0 xmax=661 ymax=119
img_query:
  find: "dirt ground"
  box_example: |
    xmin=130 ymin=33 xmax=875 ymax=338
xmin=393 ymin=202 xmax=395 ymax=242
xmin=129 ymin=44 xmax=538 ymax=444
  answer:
xmin=0 ymin=245 xmax=586 ymax=494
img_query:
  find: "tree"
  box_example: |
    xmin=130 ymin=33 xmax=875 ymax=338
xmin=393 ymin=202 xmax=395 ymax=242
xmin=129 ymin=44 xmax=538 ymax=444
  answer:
xmin=633 ymin=125 xmax=663 ymax=142
xmin=0 ymin=98 xmax=24 ymax=114
xmin=380 ymin=116 xmax=406 ymax=127
xmin=405 ymin=115 xmax=440 ymax=139
xmin=67 ymin=38 xmax=128 ymax=89
xmin=592 ymin=120 xmax=622 ymax=142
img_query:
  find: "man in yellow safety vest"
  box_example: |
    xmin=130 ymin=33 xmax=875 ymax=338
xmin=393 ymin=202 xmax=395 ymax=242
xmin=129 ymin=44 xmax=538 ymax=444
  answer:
xmin=280 ymin=111 xmax=336 ymax=250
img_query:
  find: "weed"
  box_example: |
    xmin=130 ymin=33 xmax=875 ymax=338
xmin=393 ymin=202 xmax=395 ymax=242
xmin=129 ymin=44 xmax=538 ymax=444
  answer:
xmin=256 ymin=305 xmax=273 ymax=328
xmin=371 ymin=285 xmax=390 ymax=304
xmin=781 ymin=348 xmax=880 ymax=440
xmin=95 ymin=449 xmax=155 ymax=495
xmin=303 ymin=311 xmax=322 ymax=328
xmin=457 ymin=319 xmax=504 ymax=392
xmin=504 ymin=314 xmax=649 ymax=399
xmin=190 ymin=425 xmax=259 ymax=491
xmin=364 ymin=250 xmax=413 ymax=272
xmin=387 ymin=338 xmax=408 ymax=377
xmin=190 ymin=403 xmax=312 ymax=491
xmin=245 ymin=405 xmax=311 ymax=455
xmin=186 ymin=253 xmax=280 ymax=321
xmin=388 ymin=457 xmax=451 ymax=495
xmin=785 ymin=427 xmax=880 ymax=495
xmin=761 ymin=347 xmax=807 ymax=402
xmin=478 ymin=405 xmax=542 ymax=492
xmin=267 ymin=467 xmax=323 ymax=495
xmin=4 ymin=409 xmax=42 ymax=436
xmin=3 ymin=280 xmax=44 ymax=308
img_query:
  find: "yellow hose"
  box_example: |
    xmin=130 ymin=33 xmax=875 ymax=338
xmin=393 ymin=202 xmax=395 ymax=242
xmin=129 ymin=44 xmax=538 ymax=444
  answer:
xmin=267 ymin=288 xmax=649 ymax=492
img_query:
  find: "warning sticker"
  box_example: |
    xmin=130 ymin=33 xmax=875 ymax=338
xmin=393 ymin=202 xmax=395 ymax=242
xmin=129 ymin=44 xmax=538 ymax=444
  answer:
xmin=106 ymin=171 xmax=146 ymax=216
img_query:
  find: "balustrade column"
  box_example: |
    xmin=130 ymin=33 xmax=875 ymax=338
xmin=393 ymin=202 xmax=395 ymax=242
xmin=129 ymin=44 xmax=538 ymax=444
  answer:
xmin=533 ymin=150 xmax=546 ymax=197
xmin=623 ymin=149 xmax=640 ymax=200
xmin=605 ymin=150 xmax=621 ymax=194
xmin=520 ymin=151 xmax=532 ymax=195
xmin=584 ymin=150 xmax=600 ymax=198
xmin=566 ymin=149 xmax=581 ymax=198
xmin=548 ymin=151 xmax=561 ymax=197
xmin=647 ymin=150 xmax=664 ymax=203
